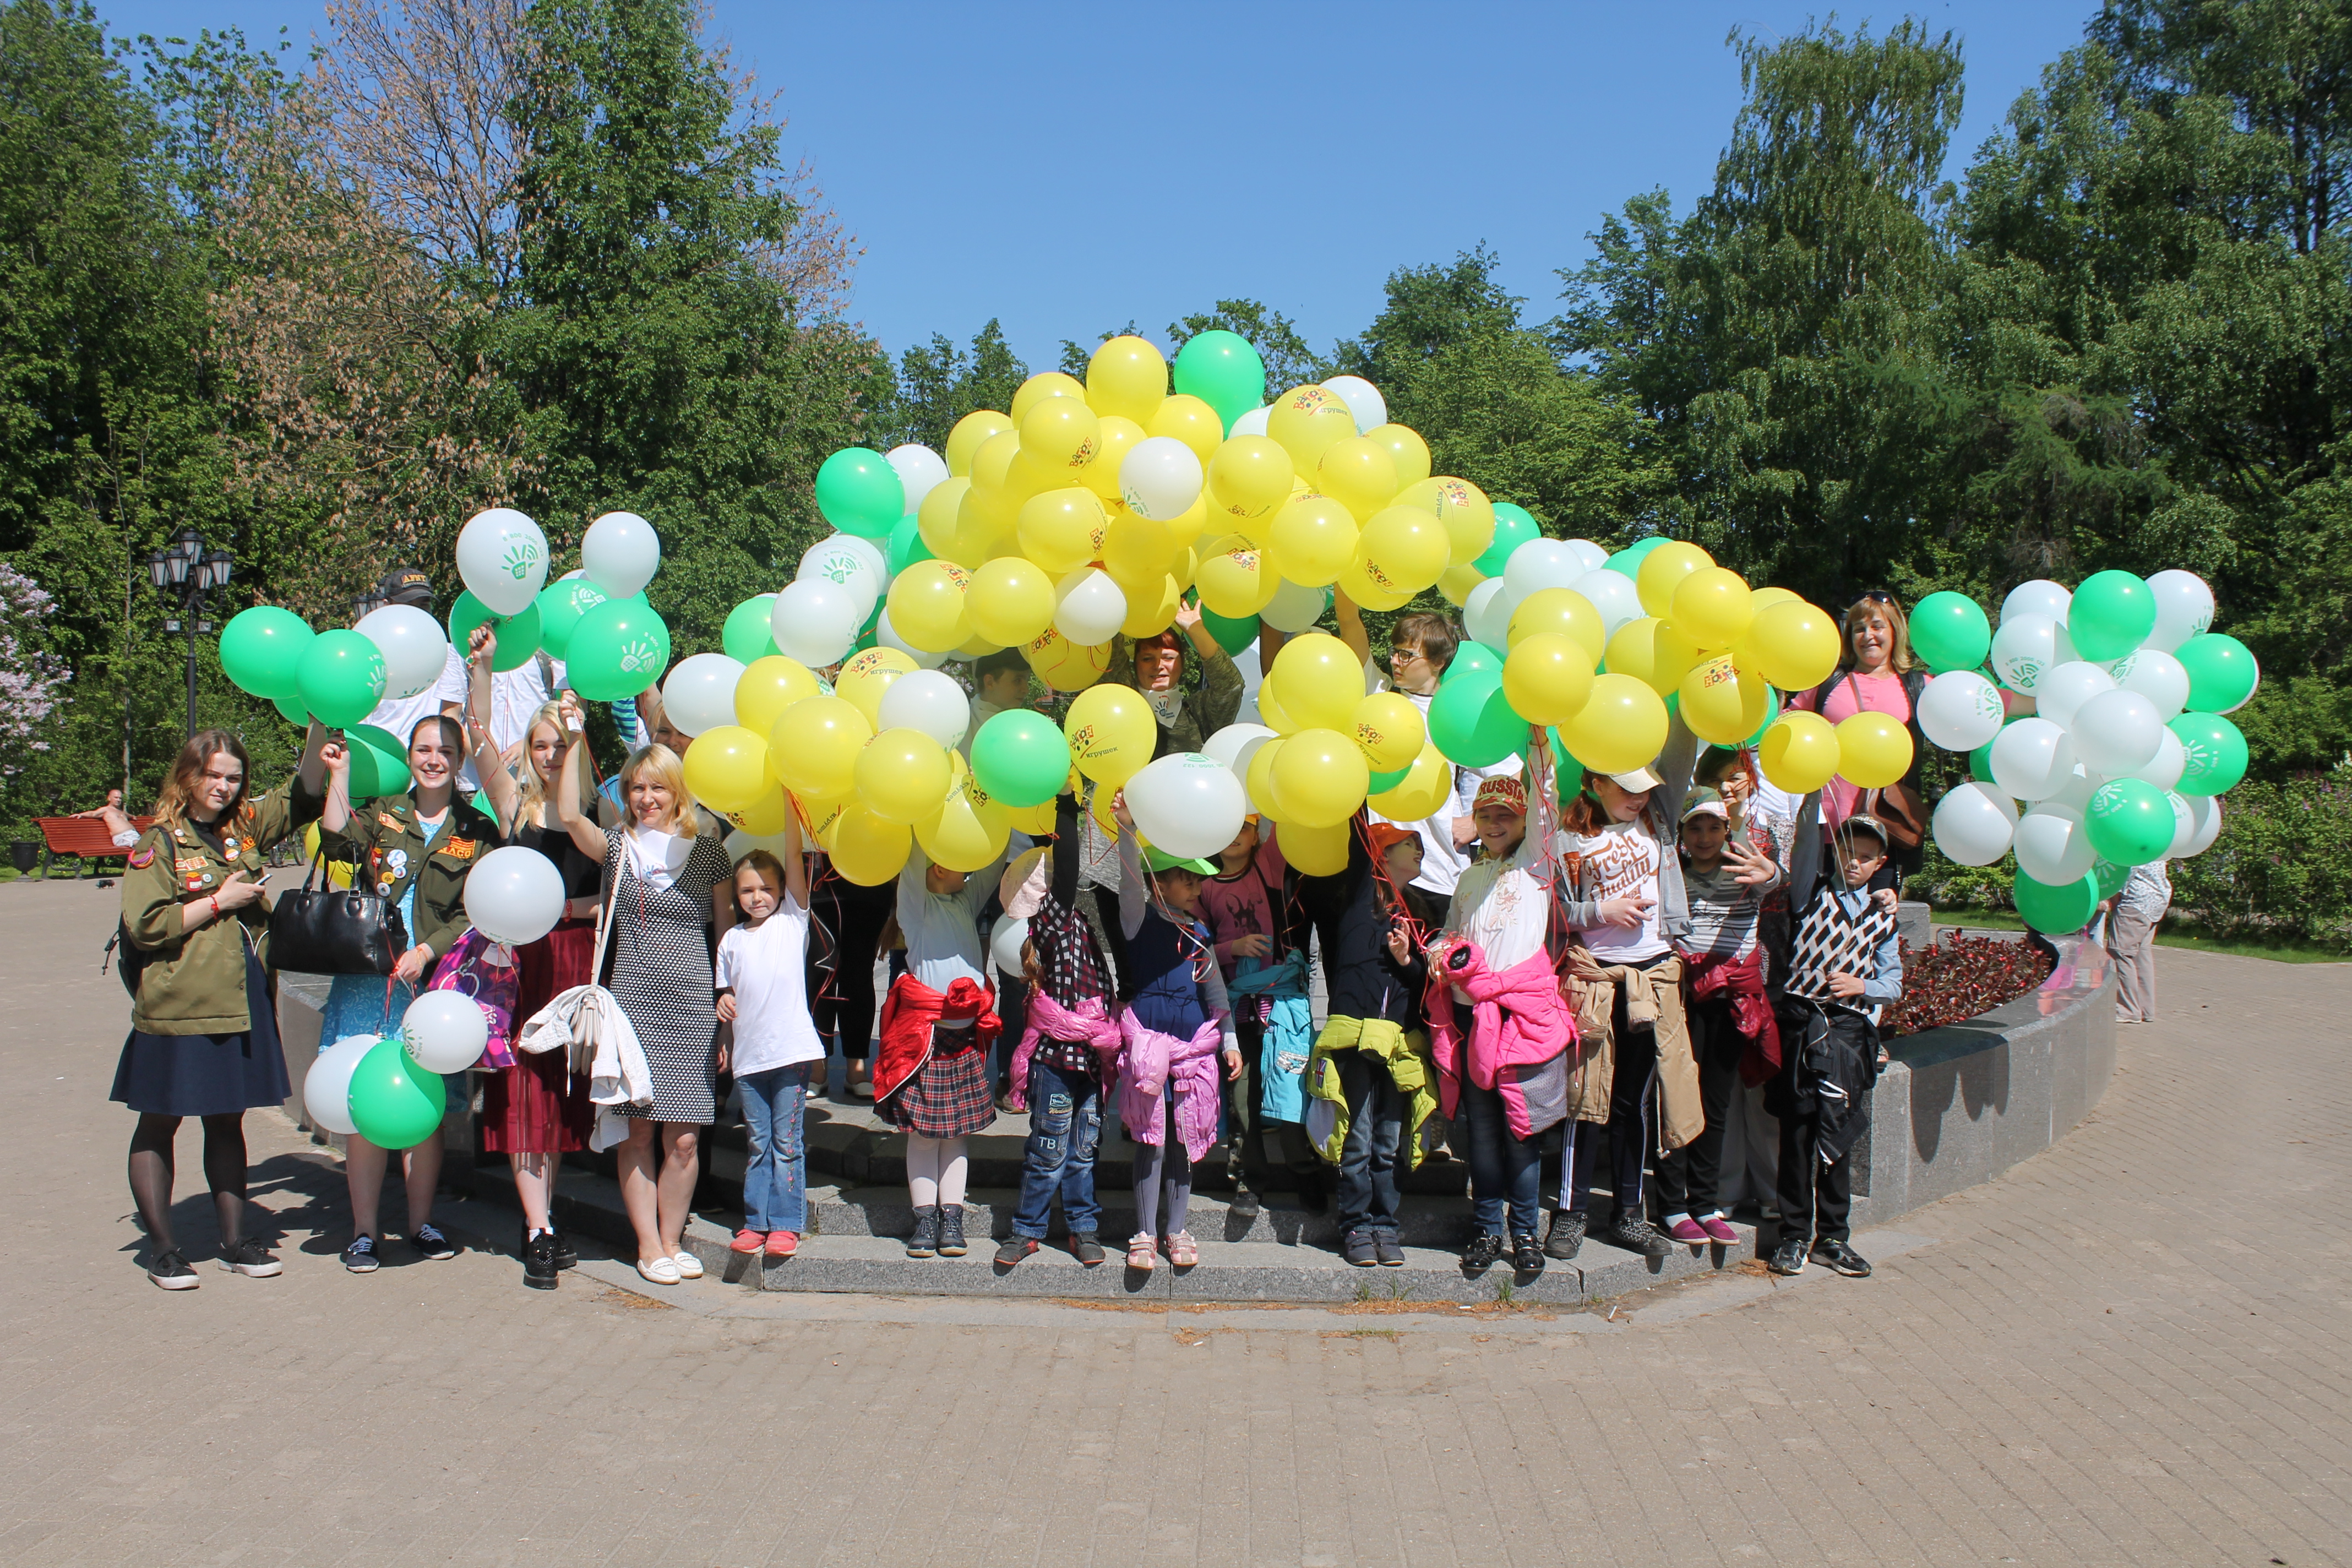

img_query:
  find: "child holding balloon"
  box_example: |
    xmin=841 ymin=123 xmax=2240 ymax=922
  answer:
xmin=716 ymin=842 xmax=821 ymax=1261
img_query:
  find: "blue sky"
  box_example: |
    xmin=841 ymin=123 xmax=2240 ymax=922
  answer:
xmin=94 ymin=1 xmax=2097 ymax=369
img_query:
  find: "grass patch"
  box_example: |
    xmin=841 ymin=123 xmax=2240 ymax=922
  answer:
xmin=1932 ymin=907 xmax=2346 ymax=963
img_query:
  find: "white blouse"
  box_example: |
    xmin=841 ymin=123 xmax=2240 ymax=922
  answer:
xmin=1443 ymin=837 xmax=1550 ymax=1000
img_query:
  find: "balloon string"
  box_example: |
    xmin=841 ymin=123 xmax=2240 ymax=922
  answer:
xmin=1352 ymin=812 xmax=1432 ymax=957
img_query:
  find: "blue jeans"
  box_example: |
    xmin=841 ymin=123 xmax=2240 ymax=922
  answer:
xmin=1458 ymin=1081 xmax=1543 ymax=1239
xmin=738 ymin=1064 xmax=812 ymax=1232
xmin=1335 ymin=1052 xmax=1404 ymax=1239
xmin=1011 ymin=1057 xmax=1102 ymax=1239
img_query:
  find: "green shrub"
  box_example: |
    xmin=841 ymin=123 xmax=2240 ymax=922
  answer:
xmin=2166 ymin=766 xmax=2352 ymax=952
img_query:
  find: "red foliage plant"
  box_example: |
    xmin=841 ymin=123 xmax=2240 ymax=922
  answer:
xmin=1881 ymin=933 xmax=2054 ymax=1038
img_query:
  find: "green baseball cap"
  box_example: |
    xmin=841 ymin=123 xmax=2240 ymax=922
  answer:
xmin=1142 ymin=845 xmax=1216 ymax=875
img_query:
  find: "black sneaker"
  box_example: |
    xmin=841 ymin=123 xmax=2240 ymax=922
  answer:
xmin=1767 ymin=1235 xmax=1807 ymax=1275
xmin=342 ymin=1234 xmax=380 ymax=1273
xmin=548 ymin=1226 xmax=577 ymax=1270
xmin=219 ymin=1237 xmax=282 ymax=1277
xmin=1542 ymin=1209 xmax=1586 ymax=1261
xmin=1608 ymin=1215 xmax=1672 ymax=1259
xmin=1374 ymin=1234 xmax=1405 ymax=1267
xmin=147 ymin=1249 xmax=200 ymax=1291
xmin=1343 ymin=1231 xmax=1379 ymax=1267
xmin=1229 ymin=1183 xmax=1263 ymax=1221
xmin=1511 ymin=1235 xmax=1546 ymax=1276
xmin=411 ymin=1222 xmax=458 ymax=1261
xmin=1068 ymin=1232 xmax=1105 ymax=1266
xmin=522 ymin=1231 xmax=559 ymax=1291
xmin=995 ymin=1235 xmax=1039 ymax=1267
xmin=905 ymin=1205 xmax=939 ymax=1259
xmin=935 ymin=1205 xmax=968 ymax=1257
xmin=1811 ymin=1238 xmax=1871 ymax=1277
xmin=1461 ymin=1233 xmax=1505 ymax=1271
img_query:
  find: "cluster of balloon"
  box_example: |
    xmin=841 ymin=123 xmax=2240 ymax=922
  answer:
xmin=219 ymin=507 xmax=673 ymax=722
xmin=1909 ymin=570 xmax=2250 ymax=932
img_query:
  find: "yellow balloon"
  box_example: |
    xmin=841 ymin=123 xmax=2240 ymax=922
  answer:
xmin=966 ymin=556 xmax=1057 ymax=647
xmin=798 ymin=792 xmax=852 ymax=851
xmin=1561 ymin=673 xmax=1670 ymax=775
xmin=733 ymin=655 xmax=821 ymax=734
xmin=1353 ymin=690 xmax=1427 ymax=772
xmin=1502 ymin=633 xmax=1597 ymax=726
xmin=1207 ymin=435 xmax=1294 ymax=524
xmin=1271 ymin=631 xmax=1364 ymax=733
xmin=957 ymin=630 xmax=1004 ymax=658
xmin=945 ymin=410 xmax=1012 ymax=477
xmin=680 ymin=725 xmax=770 ymax=812
xmin=1636 ymin=540 xmax=1714 ymax=618
xmin=1398 ymin=476 xmax=1495 ymax=566
xmin=1003 ymin=797 xmax=1058 ymax=836
xmin=1354 ymin=504 xmax=1450 ymax=596
xmin=718 ymin=786 xmax=792 ymax=838
xmin=1118 ymin=572 xmax=1183 ymax=638
xmin=1022 ymin=628 xmax=1112 ymax=692
xmin=1010 ymin=371 xmax=1086 ymax=424
xmin=1270 ymin=726 xmax=1370 ymax=829
xmin=831 ymin=646 xmax=916 ymax=727
xmin=1337 ymin=559 xmax=1412 ymax=612
xmin=1742 ymin=598 xmax=1842 ymax=691
xmin=1276 ymin=815 xmax=1349 ymax=876
xmin=1085 ymin=335 xmax=1168 ymax=425
xmin=1507 ymin=587 xmax=1607 ymax=661
xmin=968 ymin=427 xmax=1025 ymax=499
xmin=884 ymin=560 xmax=972 ymax=652
xmin=1369 ymin=742 xmax=1452 ymax=820
xmin=1019 ymin=395 xmax=1101 ymax=475
xmin=1004 ymin=449 xmax=1064 ymax=507
xmin=1015 ymin=487 xmax=1110 ymax=574
xmin=1063 ymin=683 xmax=1156 ymax=786
xmin=1196 ymin=534 xmax=1275 ymax=617
xmin=1316 ymin=434 xmax=1398 ymax=521
xmin=1148 ymin=394 xmax=1225 ymax=464
xmin=1268 ymin=494 xmax=1358 ymax=586
xmin=1835 ymin=710 xmax=1914 ymax=789
xmin=1368 ymin=423 xmax=1431 ymax=491
xmin=1671 ymin=566 xmax=1756 ymax=650
xmin=767 ymin=695 xmax=872 ymax=798
xmin=1244 ymin=736 xmax=1287 ymax=818
xmin=916 ymin=475 xmax=974 ymax=557
xmin=952 ymin=481 xmax=1016 ymax=556
xmin=1438 ymin=563 xmax=1485 ymax=606
xmin=1102 ymin=508 xmax=1175 ymax=583
xmin=1760 ymin=711 xmax=1841 ymax=794
xmin=1080 ymin=414 xmax=1146 ymax=502
xmin=1265 ymin=384 xmax=1358 ymax=476
xmin=1158 ymin=491 xmax=1210 ymax=552
xmin=830 ymin=804 xmax=913 ymax=886
xmin=1749 ymin=585 xmax=1800 ymax=614
xmin=1604 ymin=616 xmax=1701 ymax=697
xmin=1679 ymin=654 xmax=1772 ymax=745
xmin=917 ymin=779 xmax=1012 ymax=873
xmin=855 ymin=728 xmax=953 ymax=825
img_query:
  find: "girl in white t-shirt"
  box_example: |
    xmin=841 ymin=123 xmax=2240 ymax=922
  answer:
xmin=715 ymin=832 xmax=821 ymax=1259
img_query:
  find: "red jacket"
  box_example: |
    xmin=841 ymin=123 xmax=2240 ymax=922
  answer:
xmin=873 ymin=973 xmax=999 ymax=1103
xmin=1683 ymin=948 xmax=1782 ymax=1086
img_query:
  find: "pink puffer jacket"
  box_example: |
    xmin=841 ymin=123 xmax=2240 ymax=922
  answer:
xmin=1426 ymin=941 xmax=1574 ymax=1141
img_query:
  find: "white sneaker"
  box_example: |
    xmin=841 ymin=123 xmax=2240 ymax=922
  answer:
xmin=671 ymin=1250 xmax=705 ymax=1280
xmin=635 ymin=1255 xmax=682 ymax=1286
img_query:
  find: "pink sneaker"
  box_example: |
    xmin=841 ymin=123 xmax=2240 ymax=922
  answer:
xmin=729 ymin=1229 xmax=765 ymax=1254
xmin=764 ymin=1231 xmax=799 ymax=1258
xmin=1699 ymin=1216 xmax=1740 ymax=1246
xmin=1665 ymin=1217 xmax=1710 ymax=1245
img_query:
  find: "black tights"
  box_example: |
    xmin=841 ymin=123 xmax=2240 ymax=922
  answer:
xmin=128 ymin=1112 xmax=248 ymax=1254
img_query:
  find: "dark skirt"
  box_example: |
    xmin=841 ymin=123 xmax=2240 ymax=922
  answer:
xmin=878 ymin=1032 xmax=996 ymax=1139
xmin=112 ymin=947 xmax=290 ymax=1117
xmin=484 ymin=917 xmax=596 ymax=1154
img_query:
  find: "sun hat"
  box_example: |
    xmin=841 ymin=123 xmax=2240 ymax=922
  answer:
xmin=1142 ymin=845 xmax=1216 ymax=875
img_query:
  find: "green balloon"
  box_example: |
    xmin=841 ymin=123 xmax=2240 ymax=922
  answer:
xmin=888 ymin=513 xmax=934 ymax=579
xmin=535 ymin=576 xmax=611 ymax=658
xmin=1604 ymin=536 xmax=1671 ymax=578
xmin=970 ymin=710 xmax=1071 ymax=808
xmin=1366 ymin=763 xmax=1409 ymax=793
xmin=1473 ymin=503 xmax=1541 ymax=577
xmin=274 ymin=694 xmax=311 ymax=727
xmin=2090 ymin=857 xmax=2130 ymax=902
xmin=1739 ymin=688 xmax=1783 ymax=748
xmin=722 ymin=595 xmax=780 ymax=663
xmin=814 ymin=448 xmax=905 ymax=539
xmin=345 ymin=723 xmax=412 ymax=797
xmin=2085 ymin=777 xmax=2175 ymax=865
xmin=347 ymin=1037 xmax=448 ymax=1150
xmin=2175 ymin=633 xmax=2259 ymax=714
xmin=297 ymin=629 xmax=387 ymax=729
xmin=219 ymin=606 xmax=314 ymax=701
xmin=567 ymin=597 xmax=672 ymax=702
xmin=1910 ymin=591 xmax=1992 ymax=674
xmin=1545 ymin=726 xmax=1586 ymax=804
xmin=1428 ymin=670 xmax=1527 ymax=767
xmin=1200 ymin=605 xmax=1260 ymax=655
xmin=1172 ymin=330 xmax=1267 ymax=431
xmin=2013 ymin=869 xmax=2099 ymax=934
xmin=2169 ymin=711 xmax=2247 ymax=796
xmin=2067 ymin=570 xmax=2157 ymax=661
xmin=1440 ymin=640 xmax=1504 ymax=685
xmin=449 ymin=590 xmax=544 ymax=673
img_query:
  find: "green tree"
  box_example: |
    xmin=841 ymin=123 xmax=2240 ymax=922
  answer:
xmin=883 ymin=319 xmax=1028 ymax=450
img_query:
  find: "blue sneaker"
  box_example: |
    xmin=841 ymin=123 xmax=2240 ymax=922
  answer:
xmin=411 ymin=1222 xmax=458 ymax=1261
xmin=341 ymin=1234 xmax=379 ymax=1273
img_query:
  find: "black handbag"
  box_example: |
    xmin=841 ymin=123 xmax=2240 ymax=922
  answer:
xmin=266 ymin=851 xmax=410 ymax=975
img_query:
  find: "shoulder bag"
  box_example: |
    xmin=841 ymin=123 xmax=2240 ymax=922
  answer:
xmin=266 ymin=848 xmax=408 ymax=974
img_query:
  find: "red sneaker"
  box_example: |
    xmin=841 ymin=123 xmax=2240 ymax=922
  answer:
xmin=729 ymin=1229 xmax=765 ymax=1254
xmin=764 ymin=1231 xmax=799 ymax=1257
xmin=1699 ymin=1216 xmax=1741 ymax=1246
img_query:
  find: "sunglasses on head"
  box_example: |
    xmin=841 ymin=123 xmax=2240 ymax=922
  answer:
xmin=1859 ymin=590 xmax=1896 ymax=605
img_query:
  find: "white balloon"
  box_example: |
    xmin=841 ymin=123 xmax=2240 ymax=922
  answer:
xmin=885 ymin=444 xmax=951 ymax=516
xmin=1503 ymin=538 xmax=1582 ymax=600
xmin=1931 ymin=781 xmax=2019 ymax=867
xmin=400 ymin=990 xmax=490 ymax=1075
xmin=798 ymin=535 xmax=882 ymax=611
xmin=456 ymin=508 xmax=549 ymax=617
xmin=580 ymin=510 xmax=661 ymax=601
xmin=302 ymin=1034 xmax=377 ymax=1136
xmin=462 ymin=845 xmax=565 ymax=946
xmin=770 ymin=579 xmax=862 ymax=668
xmin=874 ymin=606 xmax=950 ymax=670
xmin=878 ymin=668 xmax=971 ymax=748
xmin=2144 ymin=569 xmax=2215 ymax=653
xmin=2015 ymin=805 xmax=2097 ymax=884
xmin=1228 ymin=405 xmax=1271 ymax=438
xmin=1320 ymin=375 xmax=1387 ymax=434
xmin=1990 ymin=611 xmax=2064 ymax=694
xmin=1572 ymin=569 xmax=1646 ymax=639
xmin=1261 ymin=578 xmax=1331 ymax=634
xmin=989 ymin=913 xmax=1030 ymax=977
xmin=2110 ymin=646 xmax=2189 ymax=718
xmin=2034 ymin=661 xmax=2115 ymax=730
xmin=1119 ymin=435 xmax=1205 ymax=521
xmin=1563 ymin=538 xmax=1610 ymax=575
xmin=2040 ymin=764 xmax=2103 ymax=815
xmin=2171 ymin=791 xmax=2222 ymax=858
xmin=1054 ymin=568 xmax=1128 ymax=646
xmin=355 ymin=604 xmax=450 ymax=701
xmin=1123 ymin=751 xmax=1250 ymax=859
xmin=2001 ymin=578 xmax=2073 ymax=625
xmin=1462 ymin=579 xmax=1513 ymax=648
xmin=1916 ymin=671 xmax=2006 ymax=752
xmin=2072 ymin=688 xmax=2164 ymax=775
xmin=2124 ymin=726 xmax=2187 ymax=791
xmin=1990 ymin=717 xmax=2077 ymax=801
xmin=1202 ymin=722 xmax=1277 ymax=771
xmin=661 ymin=652 xmax=747 ymax=737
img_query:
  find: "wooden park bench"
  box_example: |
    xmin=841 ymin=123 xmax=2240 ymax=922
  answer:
xmin=28 ymin=816 xmax=157 ymax=880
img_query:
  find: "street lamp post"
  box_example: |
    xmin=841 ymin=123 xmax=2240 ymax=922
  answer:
xmin=146 ymin=528 xmax=235 ymax=738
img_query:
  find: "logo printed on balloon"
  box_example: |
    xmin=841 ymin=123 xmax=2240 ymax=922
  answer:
xmin=616 ymin=636 xmax=662 ymax=674
xmin=503 ymin=540 xmax=541 ymax=580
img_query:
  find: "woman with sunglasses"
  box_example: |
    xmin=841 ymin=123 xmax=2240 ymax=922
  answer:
xmin=1787 ymin=592 xmax=1930 ymax=890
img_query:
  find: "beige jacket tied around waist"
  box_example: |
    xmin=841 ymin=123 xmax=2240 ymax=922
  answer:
xmin=1561 ymin=946 xmax=1705 ymax=1153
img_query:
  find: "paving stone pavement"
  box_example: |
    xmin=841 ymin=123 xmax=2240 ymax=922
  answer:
xmin=2 ymin=877 xmax=2345 ymax=1567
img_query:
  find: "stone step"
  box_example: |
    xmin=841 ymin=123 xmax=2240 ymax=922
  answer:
xmin=804 ymin=1183 xmax=1477 ymax=1248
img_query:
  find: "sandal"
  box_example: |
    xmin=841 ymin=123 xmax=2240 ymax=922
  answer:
xmin=1125 ymin=1232 xmax=1157 ymax=1272
xmin=1166 ymin=1230 xmax=1199 ymax=1267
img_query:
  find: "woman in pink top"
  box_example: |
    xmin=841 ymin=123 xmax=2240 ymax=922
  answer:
xmin=1787 ymin=592 xmax=1929 ymax=886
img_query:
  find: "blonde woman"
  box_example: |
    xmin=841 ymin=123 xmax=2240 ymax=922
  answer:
xmin=558 ymin=734 xmax=735 ymax=1285
xmin=1787 ymin=591 xmax=1930 ymax=886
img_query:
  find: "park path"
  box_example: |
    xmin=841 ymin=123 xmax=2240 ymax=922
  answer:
xmin=0 ymin=875 xmax=2343 ymax=1567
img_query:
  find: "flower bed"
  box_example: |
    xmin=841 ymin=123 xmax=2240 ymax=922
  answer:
xmin=1882 ymin=932 xmax=2055 ymax=1038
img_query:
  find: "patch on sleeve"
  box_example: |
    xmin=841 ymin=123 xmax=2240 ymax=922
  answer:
xmin=127 ymin=847 xmax=155 ymax=869
xmin=377 ymin=810 xmax=404 ymax=831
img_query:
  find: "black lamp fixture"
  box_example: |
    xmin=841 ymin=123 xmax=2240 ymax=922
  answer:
xmin=145 ymin=527 xmax=235 ymax=738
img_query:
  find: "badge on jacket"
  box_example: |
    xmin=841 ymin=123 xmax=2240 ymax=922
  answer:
xmin=377 ymin=810 xmax=404 ymax=831
xmin=443 ymin=838 xmax=478 ymax=861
